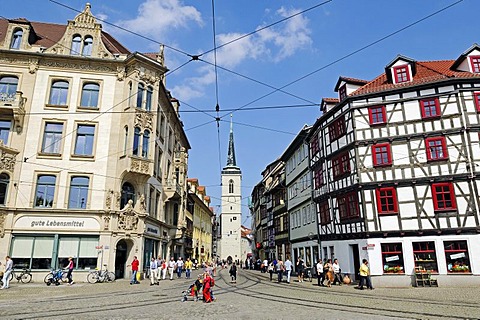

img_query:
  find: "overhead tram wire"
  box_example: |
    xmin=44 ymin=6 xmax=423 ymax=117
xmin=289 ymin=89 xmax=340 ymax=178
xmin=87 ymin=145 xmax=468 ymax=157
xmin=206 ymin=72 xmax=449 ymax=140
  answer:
xmin=220 ymin=0 xmax=464 ymax=119
xmin=220 ymin=119 xmax=298 ymax=136
xmin=199 ymin=0 xmax=333 ymax=56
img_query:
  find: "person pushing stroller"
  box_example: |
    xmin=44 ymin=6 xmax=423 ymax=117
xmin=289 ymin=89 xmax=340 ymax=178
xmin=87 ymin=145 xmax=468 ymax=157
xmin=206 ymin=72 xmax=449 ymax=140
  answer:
xmin=182 ymin=274 xmax=203 ymax=302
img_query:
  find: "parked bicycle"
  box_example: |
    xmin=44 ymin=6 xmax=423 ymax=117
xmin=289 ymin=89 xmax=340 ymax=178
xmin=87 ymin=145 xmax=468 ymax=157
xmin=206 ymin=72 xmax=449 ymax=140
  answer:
xmin=44 ymin=269 xmax=68 ymax=286
xmin=8 ymin=268 xmax=32 ymax=283
xmin=87 ymin=265 xmax=115 ymax=284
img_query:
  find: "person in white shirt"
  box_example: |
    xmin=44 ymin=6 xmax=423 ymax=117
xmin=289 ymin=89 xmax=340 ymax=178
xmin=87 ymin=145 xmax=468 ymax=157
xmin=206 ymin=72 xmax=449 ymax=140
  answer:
xmin=168 ymin=257 xmax=176 ymax=280
xmin=284 ymin=257 xmax=292 ymax=284
xmin=332 ymin=258 xmax=343 ymax=285
xmin=149 ymin=257 xmax=159 ymax=286
xmin=262 ymin=259 xmax=268 ymax=273
xmin=1 ymin=256 xmax=13 ymax=289
xmin=160 ymin=259 xmax=167 ymax=280
xmin=316 ymin=259 xmax=324 ymax=286
xmin=176 ymin=257 xmax=184 ymax=278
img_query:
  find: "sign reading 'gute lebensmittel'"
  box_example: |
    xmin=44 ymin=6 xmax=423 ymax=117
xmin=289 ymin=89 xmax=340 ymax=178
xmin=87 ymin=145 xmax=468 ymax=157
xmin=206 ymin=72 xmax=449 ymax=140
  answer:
xmin=14 ymin=216 xmax=100 ymax=230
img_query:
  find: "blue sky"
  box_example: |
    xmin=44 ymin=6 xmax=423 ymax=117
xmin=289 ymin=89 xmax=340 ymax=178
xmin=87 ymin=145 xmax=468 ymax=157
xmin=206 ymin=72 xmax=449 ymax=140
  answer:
xmin=2 ymin=0 xmax=478 ymax=226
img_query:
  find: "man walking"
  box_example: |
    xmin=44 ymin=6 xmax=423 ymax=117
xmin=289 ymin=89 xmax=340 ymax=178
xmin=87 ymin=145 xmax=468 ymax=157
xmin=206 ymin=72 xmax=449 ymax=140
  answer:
xmin=149 ymin=257 xmax=159 ymax=286
xmin=284 ymin=256 xmax=292 ymax=284
xmin=276 ymin=258 xmax=284 ymax=283
xmin=184 ymin=258 xmax=193 ymax=279
xmin=332 ymin=258 xmax=343 ymax=285
xmin=1 ymin=256 xmax=13 ymax=289
xmin=130 ymin=256 xmax=140 ymax=285
xmin=168 ymin=257 xmax=176 ymax=280
xmin=316 ymin=259 xmax=324 ymax=286
xmin=176 ymin=257 xmax=184 ymax=278
xmin=357 ymin=259 xmax=374 ymax=290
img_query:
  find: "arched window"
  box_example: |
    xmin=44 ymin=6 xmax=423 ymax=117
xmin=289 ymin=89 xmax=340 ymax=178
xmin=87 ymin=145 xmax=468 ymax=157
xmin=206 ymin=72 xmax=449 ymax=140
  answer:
xmin=136 ymin=83 xmax=144 ymax=108
xmin=49 ymin=80 xmax=69 ymax=105
xmin=128 ymin=81 xmax=133 ymax=106
xmin=142 ymin=130 xmax=150 ymax=158
xmin=35 ymin=175 xmax=56 ymax=207
xmin=145 ymin=86 xmax=153 ymax=111
xmin=80 ymin=83 xmax=99 ymax=108
xmin=132 ymin=127 xmax=141 ymax=156
xmin=71 ymin=35 xmax=81 ymax=55
xmin=229 ymin=179 xmax=234 ymax=193
xmin=68 ymin=176 xmax=89 ymax=209
xmin=0 ymin=76 xmax=18 ymax=101
xmin=0 ymin=173 xmax=9 ymax=205
xmin=82 ymin=36 xmax=93 ymax=56
xmin=123 ymin=126 xmax=128 ymax=155
xmin=121 ymin=182 xmax=135 ymax=209
xmin=10 ymin=29 xmax=23 ymax=49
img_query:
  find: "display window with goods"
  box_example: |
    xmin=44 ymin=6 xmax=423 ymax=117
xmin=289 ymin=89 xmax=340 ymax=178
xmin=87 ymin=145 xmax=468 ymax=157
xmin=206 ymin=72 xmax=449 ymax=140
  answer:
xmin=412 ymin=241 xmax=438 ymax=273
xmin=381 ymin=243 xmax=405 ymax=274
xmin=444 ymin=240 xmax=471 ymax=273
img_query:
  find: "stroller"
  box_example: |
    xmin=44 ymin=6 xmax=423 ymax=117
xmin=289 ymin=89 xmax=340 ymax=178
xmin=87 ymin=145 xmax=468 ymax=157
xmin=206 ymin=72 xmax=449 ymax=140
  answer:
xmin=45 ymin=269 xmax=64 ymax=286
xmin=182 ymin=276 xmax=202 ymax=302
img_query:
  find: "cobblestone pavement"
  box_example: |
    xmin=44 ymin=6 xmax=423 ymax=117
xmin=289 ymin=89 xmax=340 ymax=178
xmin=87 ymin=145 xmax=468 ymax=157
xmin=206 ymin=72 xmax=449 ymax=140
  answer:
xmin=0 ymin=269 xmax=479 ymax=320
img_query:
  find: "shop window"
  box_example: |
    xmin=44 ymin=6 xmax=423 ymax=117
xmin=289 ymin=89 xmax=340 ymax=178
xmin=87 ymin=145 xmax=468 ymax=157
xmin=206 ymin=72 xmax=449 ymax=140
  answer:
xmin=444 ymin=240 xmax=470 ymax=273
xmin=68 ymin=176 xmax=89 ymax=209
xmin=381 ymin=243 xmax=405 ymax=274
xmin=0 ymin=76 xmax=19 ymax=101
xmin=432 ymin=182 xmax=456 ymax=211
xmin=425 ymin=137 xmax=448 ymax=161
xmin=0 ymin=120 xmax=12 ymax=145
xmin=420 ymin=97 xmax=441 ymax=119
xmin=58 ymin=237 xmax=98 ymax=270
xmin=10 ymin=28 xmax=23 ymax=49
xmin=368 ymin=105 xmax=386 ymax=125
xmin=412 ymin=241 xmax=438 ymax=273
xmin=376 ymin=187 xmax=398 ymax=214
xmin=35 ymin=175 xmax=56 ymax=208
xmin=80 ymin=83 xmax=100 ymax=108
xmin=74 ymin=124 xmax=95 ymax=156
xmin=372 ymin=143 xmax=392 ymax=166
xmin=0 ymin=173 xmax=9 ymax=205
xmin=10 ymin=236 xmax=54 ymax=270
xmin=48 ymin=80 xmax=69 ymax=106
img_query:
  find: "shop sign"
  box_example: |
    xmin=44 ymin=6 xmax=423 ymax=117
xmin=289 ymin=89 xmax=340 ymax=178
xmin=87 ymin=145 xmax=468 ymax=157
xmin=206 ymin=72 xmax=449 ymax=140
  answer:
xmin=450 ymin=252 xmax=465 ymax=259
xmin=15 ymin=216 xmax=100 ymax=230
xmin=145 ymin=224 xmax=160 ymax=236
xmin=385 ymin=255 xmax=400 ymax=262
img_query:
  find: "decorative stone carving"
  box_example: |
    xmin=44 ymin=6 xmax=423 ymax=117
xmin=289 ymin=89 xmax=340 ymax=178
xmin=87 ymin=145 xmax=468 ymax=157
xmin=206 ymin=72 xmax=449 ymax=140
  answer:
xmin=116 ymin=66 xmax=126 ymax=81
xmin=134 ymin=109 xmax=153 ymax=131
xmin=28 ymin=59 xmax=39 ymax=74
xmin=130 ymin=158 xmax=151 ymax=175
xmin=117 ymin=199 xmax=146 ymax=231
xmin=0 ymin=211 xmax=5 ymax=238
xmin=134 ymin=194 xmax=146 ymax=213
xmin=0 ymin=141 xmax=19 ymax=174
xmin=103 ymin=214 xmax=110 ymax=231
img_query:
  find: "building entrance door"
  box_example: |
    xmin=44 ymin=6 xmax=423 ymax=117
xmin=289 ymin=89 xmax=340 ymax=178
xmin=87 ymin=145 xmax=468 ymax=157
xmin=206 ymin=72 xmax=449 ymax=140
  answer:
xmin=350 ymin=244 xmax=361 ymax=281
xmin=115 ymin=239 xmax=128 ymax=279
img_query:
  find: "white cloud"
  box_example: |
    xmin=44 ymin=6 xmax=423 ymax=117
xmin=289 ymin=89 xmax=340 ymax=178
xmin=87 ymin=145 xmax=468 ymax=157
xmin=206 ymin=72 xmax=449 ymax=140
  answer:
xmin=116 ymin=0 xmax=203 ymax=39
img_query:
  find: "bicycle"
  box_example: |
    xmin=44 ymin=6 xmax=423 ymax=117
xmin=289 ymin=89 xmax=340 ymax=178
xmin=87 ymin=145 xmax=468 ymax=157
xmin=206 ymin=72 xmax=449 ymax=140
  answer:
xmin=8 ymin=268 xmax=33 ymax=283
xmin=87 ymin=265 xmax=115 ymax=284
xmin=44 ymin=269 xmax=64 ymax=286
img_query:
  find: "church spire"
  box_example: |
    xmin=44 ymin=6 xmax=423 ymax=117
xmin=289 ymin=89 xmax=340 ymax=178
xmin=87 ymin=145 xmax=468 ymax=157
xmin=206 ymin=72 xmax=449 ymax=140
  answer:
xmin=226 ymin=114 xmax=237 ymax=167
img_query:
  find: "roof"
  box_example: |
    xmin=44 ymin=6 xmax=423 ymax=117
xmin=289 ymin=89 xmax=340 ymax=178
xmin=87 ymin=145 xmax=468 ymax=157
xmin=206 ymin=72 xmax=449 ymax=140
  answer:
xmin=322 ymin=97 xmax=339 ymax=104
xmin=351 ymin=60 xmax=480 ymax=97
xmin=334 ymin=76 xmax=369 ymax=91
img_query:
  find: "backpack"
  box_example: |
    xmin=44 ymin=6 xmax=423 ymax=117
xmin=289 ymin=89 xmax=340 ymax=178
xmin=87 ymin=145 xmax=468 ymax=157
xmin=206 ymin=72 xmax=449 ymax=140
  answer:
xmin=210 ymin=277 xmax=215 ymax=287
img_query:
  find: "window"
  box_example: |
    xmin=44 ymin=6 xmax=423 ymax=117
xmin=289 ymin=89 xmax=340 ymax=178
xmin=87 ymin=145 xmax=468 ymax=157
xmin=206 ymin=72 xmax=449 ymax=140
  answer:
xmin=372 ymin=143 xmax=392 ymax=166
xmin=229 ymin=180 xmax=234 ymax=193
xmin=80 ymin=83 xmax=100 ymax=108
xmin=376 ymin=187 xmax=398 ymax=214
xmin=82 ymin=36 xmax=93 ymax=56
xmin=68 ymin=176 xmax=89 ymax=209
xmin=0 ymin=173 xmax=9 ymax=205
xmin=329 ymin=116 xmax=346 ymax=141
xmin=313 ymin=167 xmax=324 ymax=189
xmin=10 ymin=29 xmax=23 ymax=49
xmin=35 ymin=175 xmax=56 ymax=207
xmin=337 ymin=192 xmax=359 ymax=220
xmin=420 ymin=98 xmax=440 ymax=118
xmin=318 ymin=201 xmax=330 ymax=225
xmin=133 ymin=127 xmax=141 ymax=156
xmin=11 ymin=236 xmax=54 ymax=270
xmin=474 ymin=93 xmax=480 ymax=112
xmin=49 ymin=80 xmax=69 ymax=106
xmin=432 ymin=182 xmax=456 ymax=211
xmin=142 ymin=130 xmax=150 ymax=158
xmin=145 ymin=86 xmax=153 ymax=111
xmin=368 ymin=105 xmax=386 ymax=125
xmin=41 ymin=122 xmax=63 ymax=154
xmin=444 ymin=240 xmax=470 ymax=273
xmin=413 ymin=242 xmax=438 ymax=273
xmin=136 ymin=83 xmax=144 ymax=108
xmin=124 ymin=126 xmax=128 ymax=155
xmin=393 ymin=65 xmax=410 ymax=83
xmin=159 ymin=115 xmax=166 ymax=140
xmin=332 ymin=152 xmax=350 ymax=180
xmin=58 ymin=237 xmax=98 ymax=270
xmin=470 ymin=56 xmax=480 ymax=73
xmin=0 ymin=120 xmax=12 ymax=144
xmin=71 ymin=35 xmax=81 ymax=55
xmin=425 ymin=137 xmax=448 ymax=161
xmin=310 ymin=136 xmax=320 ymax=157
xmin=381 ymin=243 xmax=405 ymax=274
xmin=0 ymin=76 xmax=19 ymax=101
xmin=339 ymin=85 xmax=347 ymax=100
xmin=74 ymin=124 xmax=95 ymax=156
xmin=121 ymin=182 xmax=135 ymax=209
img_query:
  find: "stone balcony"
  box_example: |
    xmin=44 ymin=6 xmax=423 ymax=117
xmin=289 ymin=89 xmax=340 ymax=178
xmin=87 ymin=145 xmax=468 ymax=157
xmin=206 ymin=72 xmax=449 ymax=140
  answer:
xmin=0 ymin=91 xmax=26 ymax=133
xmin=164 ymin=178 xmax=182 ymax=201
xmin=118 ymin=155 xmax=153 ymax=180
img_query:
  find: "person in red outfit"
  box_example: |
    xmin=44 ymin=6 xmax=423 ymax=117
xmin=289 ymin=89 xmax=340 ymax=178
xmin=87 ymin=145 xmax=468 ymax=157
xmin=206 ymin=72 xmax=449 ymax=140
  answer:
xmin=130 ymin=256 xmax=140 ymax=285
xmin=202 ymin=272 xmax=214 ymax=302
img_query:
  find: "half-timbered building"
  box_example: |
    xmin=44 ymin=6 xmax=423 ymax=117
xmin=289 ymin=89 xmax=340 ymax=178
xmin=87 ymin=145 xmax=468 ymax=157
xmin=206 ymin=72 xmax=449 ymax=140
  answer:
xmin=309 ymin=44 xmax=480 ymax=286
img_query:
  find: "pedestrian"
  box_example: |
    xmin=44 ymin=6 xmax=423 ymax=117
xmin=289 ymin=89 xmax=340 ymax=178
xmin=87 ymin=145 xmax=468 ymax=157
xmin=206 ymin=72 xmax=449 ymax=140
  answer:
xmin=229 ymin=262 xmax=237 ymax=283
xmin=332 ymin=258 xmax=343 ymax=285
xmin=284 ymin=256 xmax=292 ymax=283
xmin=1 ymin=256 xmax=13 ymax=289
xmin=203 ymin=272 xmax=214 ymax=303
xmin=268 ymin=261 xmax=275 ymax=281
xmin=149 ymin=257 xmax=159 ymax=286
xmin=161 ymin=259 xmax=167 ymax=280
xmin=296 ymin=257 xmax=305 ymax=283
xmin=262 ymin=258 xmax=268 ymax=273
xmin=185 ymin=258 xmax=193 ymax=279
xmin=357 ymin=259 xmax=374 ymax=290
xmin=129 ymin=256 xmax=140 ymax=285
xmin=276 ymin=258 xmax=284 ymax=283
xmin=316 ymin=259 xmax=324 ymax=286
xmin=324 ymin=259 xmax=334 ymax=287
xmin=168 ymin=257 xmax=176 ymax=280
xmin=65 ymin=257 xmax=75 ymax=286
xmin=176 ymin=257 xmax=184 ymax=278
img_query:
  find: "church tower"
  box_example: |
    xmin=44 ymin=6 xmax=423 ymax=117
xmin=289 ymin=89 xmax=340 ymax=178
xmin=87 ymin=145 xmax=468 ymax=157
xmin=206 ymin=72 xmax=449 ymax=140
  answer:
xmin=219 ymin=116 xmax=242 ymax=262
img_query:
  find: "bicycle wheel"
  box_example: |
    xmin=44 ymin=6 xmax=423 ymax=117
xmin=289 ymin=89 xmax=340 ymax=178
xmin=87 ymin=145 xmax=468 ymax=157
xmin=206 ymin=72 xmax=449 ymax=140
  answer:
xmin=87 ymin=272 xmax=99 ymax=284
xmin=44 ymin=273 xmax=53 ymax=286
xmin=8 ymin=272 xmax=15 ymax=282
xmin=61 ymin=271 xmax=69 ymax=283
xmin=106 ymin=271 xmax=116 ymax=282
xmin=21 ymin=272 xmax=32 ymax=283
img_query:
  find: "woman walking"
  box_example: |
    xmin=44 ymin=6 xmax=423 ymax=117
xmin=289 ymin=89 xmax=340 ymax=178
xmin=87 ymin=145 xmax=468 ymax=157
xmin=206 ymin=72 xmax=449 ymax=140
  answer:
xmin=66 ymin=257 xmax=75 ymax=285
xmin=229 ymin=262 xmax=237 ymax=283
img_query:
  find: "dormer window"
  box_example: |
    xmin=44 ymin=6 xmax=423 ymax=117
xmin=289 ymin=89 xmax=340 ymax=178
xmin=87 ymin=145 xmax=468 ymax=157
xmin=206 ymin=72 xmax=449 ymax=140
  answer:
xmin=470 ymin=56 xmax=480 ymax=73
xmin=10 ymin=29 xmax=23 ymax=49
xmin=71 ymin=35 xmax=81 ymax=55
xmin=82 ymin=36 xmax=93 ymax=56
xmin=71 ymin=35 xmax=94 ymax=56
xmin=393 ymin=65 xmax=410 ymax=83
xmin=339 ymin=85 xmax=347 ymax=100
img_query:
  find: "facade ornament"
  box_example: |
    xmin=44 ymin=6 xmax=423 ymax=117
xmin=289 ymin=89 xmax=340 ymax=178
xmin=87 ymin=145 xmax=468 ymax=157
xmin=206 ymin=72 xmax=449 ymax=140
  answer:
xmin=0 ymin=141 xmax=19 ymax=174
xmin=116 ymin=66 xmax=126 ymax=81
xmin=134 ymin=194 xmax=147 ymax=213
xmin=117 ymin=200 xmax=139 ymax=231
xmin=134 ymin=110 xmax=153 ymax=131
xmin=0 ymin=211 xmax=5 ymax=238
xmin=105 ymin=189 xmax=113 ymax=209
xmin=28 ymin=59 xmax=39 ymax=74
xmin=103 ymin=214 xmax=111 ymax=230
